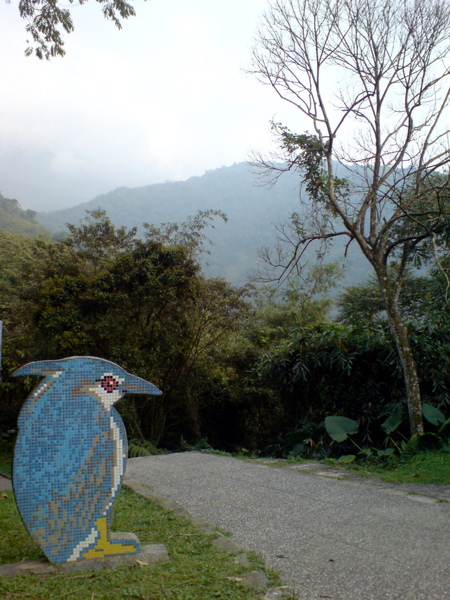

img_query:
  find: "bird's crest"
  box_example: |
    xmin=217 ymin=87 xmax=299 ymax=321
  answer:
xmin=14 ymin=356 xmax=162 ymax=396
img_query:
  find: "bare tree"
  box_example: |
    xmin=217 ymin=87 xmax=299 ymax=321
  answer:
xmin=249 ymin=0 xmax=450 ymax=436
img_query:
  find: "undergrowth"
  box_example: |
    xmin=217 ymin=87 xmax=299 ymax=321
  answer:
xmin=342 ymin=449 xmax=450 ymax=484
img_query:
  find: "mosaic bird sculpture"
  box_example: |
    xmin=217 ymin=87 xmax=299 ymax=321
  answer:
xmin=13 ymin=356 xmax=162 ymax=564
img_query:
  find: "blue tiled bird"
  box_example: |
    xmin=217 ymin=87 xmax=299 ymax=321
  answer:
xmin=13 ymin=356 xmax=162 ymax=564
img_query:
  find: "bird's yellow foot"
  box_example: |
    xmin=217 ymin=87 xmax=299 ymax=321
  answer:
xmin=82 ymin=518 xmax=139 ymax=559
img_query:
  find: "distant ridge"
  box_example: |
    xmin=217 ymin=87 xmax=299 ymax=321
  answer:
xmin=37 ymin=163 xmax=370 ymax=287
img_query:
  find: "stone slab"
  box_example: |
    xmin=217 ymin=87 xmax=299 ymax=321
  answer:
xmin=242 ymin=570 xmax=269 ymax=589
xmin=0 ymin=475 xmax=12 ymax=491
xmin=0 ymin=543 xmax=169 ymax=577
xmin=212 ymin=536 xmax=243 ymax=554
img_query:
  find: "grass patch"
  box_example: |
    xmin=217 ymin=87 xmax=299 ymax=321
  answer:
xmin=0 ymin=487 xmax=278 ymax=599
xmin=0 ymin=452 xmax=12 ymax=476
xmin=203 ymin=447 xmax=450 ymax=485
xmin=343 ymin=449 xmax=450 ymax=484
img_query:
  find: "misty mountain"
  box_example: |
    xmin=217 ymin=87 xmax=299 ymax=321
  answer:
xmin=36 ymin=162 xmax=371 ymax=287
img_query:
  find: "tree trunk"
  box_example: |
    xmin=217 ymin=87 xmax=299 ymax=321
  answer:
xmin=378 ymin=275 xmax=424 ymax=437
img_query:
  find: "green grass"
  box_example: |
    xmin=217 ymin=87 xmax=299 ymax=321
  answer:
xmin=205 ymin=447 xmax=450 ymax=485
xmin=0 ymin=452 xmax=12 ymax=476
xmin=0 ymin=487 xmax=279 ymax=600
xmin=342 ymin=449 xmax=450 ymax=484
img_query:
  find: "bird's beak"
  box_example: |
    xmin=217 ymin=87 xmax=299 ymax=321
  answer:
xmin=122 ymin=373 xmax=162 ymax=396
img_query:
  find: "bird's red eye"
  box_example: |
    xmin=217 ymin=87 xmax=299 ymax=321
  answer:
xmin=100 ymin=375 xmax=119 ymax=393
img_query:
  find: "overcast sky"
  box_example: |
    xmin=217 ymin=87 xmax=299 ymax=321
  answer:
xmin=0 ymin=0 xmax=303 ymax=211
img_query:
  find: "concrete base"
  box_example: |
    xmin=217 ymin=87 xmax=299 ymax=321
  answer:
xmin=0 ymin=542 xmax=169 ymax=577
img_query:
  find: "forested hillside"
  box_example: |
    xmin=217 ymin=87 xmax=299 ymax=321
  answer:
xmin=36 ymin=163 xmax=370 ymax=287
xmin=0 ymin=193 xmax=50 ymax=237
xmin=0 ymin=210 xmax=449 ymax=457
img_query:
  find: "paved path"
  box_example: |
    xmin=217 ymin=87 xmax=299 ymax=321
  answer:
xmin=125 ymin=452 xmax=450 ymax=600
xmin=0 ymin=475 xmax=12 ymax=491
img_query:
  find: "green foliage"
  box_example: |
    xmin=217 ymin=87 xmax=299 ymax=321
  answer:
xmin=0 ymin=232 xmax=36 ymax=300
xmin=65 ymin=209 xmax=138 ymax=269
xmin=3 ymin=204 xmax=450 ymax=459
xmin=246 ymin=269 xmax=338 ymax=346
xmin=270 ymin=123 xmax=350 ymax=211
xmin=324 ymin=416 xmax=359 ymax=443
xmin=197 ymin=268 xmax=342 ymax=455
xmin=336 ymin=268 xmax=450 ymax=414
xmin=179 ymin=437 xmax=214 ymax=452
xmin=438 ymin=418 xmax=450 ymax=441
xmin=325 ymin=399 xmax=449 ymax=463
xmin=420 ymin=403 xmax=450 ymax=444
xmin=0 ymin=210 xmax=248 ymax=448
xmin=325 ymin=416 xmax=378 ymax=460
xmin=249 ymin=316 xmax=450 ymax=457
xmin=339 ymin=448 xmax=450 ymax=484
xmin=0 ymin=194 xmax=51 ymax=237
xmin=19 ymin=0 xmax=138 ymax=59
xmin=369 ymin=450 xmax=450 ymax=484
xmin=337 ymin=269 xmax=445 ymax=328
xmin=144 ymin=209 xmax=228 ymax=261
xmin=381 ymin=405 xmax=404 ymax=435
xmin=422 ymin=403 xmax=446 ymax=427
xmin=272 ymin=123 xmax=329 ymax=202
xmin=400 ymin=433 xmax=445 ymax=456
xmin=0 ymin=449 xmax=13 ymax=475
xmin=128 ymin=438 xmax=160 ymax=457
xmin=248 ymin=322 xmax=400 ymax=456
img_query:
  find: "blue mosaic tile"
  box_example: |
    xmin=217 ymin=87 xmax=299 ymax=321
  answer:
xmin=12 ymin=356 xmax=162 ymax=564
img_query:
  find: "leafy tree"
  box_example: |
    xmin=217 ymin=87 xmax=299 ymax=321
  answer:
xmin=250 ymin=0 xmax=450 ymax=436
xmin=0 ymin=231 xmax=51 ymax=432
xmin=248 ymin=262 xmax=341 ymax=344
xmin=0 ymin=231 xmax=50 ymax=365
xmin=0 ymin=211 xmax=247 ymax=447
xmin=66 ymin=209 xmax=138 ymax=265
xmin=338 ymin=267 xmax=450 ymax=413
xmin=337 ymin=270 xmax=435 ymax=329
xmin=143 ymin=209 xmax=228 ymax=262
xmin=252 ymin=322 xmax=405 ymax=456
xmin=197 ymin=265 xmax=342 ymax=453
xmin=15 ymin=0 xmax=140 ymax=59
